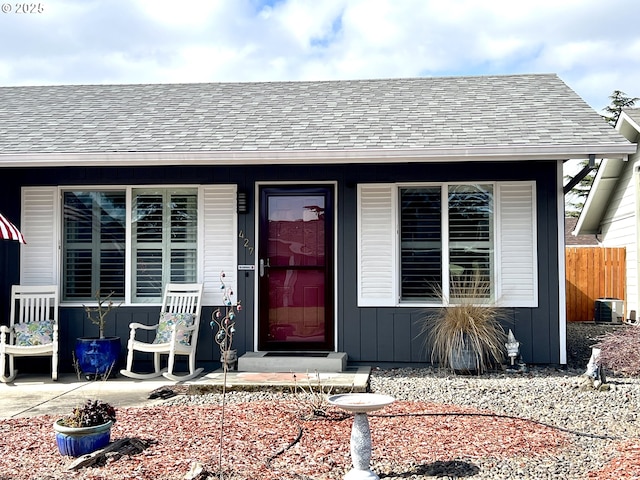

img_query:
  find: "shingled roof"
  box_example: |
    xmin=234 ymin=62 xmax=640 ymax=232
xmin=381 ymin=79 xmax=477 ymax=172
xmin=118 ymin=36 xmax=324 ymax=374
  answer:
xmin=0 ymin=74 xmax=634 ymax=166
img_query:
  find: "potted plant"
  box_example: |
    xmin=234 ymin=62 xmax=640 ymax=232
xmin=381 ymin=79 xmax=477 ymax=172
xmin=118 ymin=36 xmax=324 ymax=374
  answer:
xmin=75 ymin=290 xmax=122 ymax=379
xmin=420 ymin=279 xmax=508 ymax=374
xmin=53 ymin=399 xmax=116 ymax=457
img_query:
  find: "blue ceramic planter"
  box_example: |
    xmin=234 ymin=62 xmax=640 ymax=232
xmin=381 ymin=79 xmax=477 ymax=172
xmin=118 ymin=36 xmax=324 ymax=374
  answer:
xmin=75 ymin=337 xmax=121 ymax=378
xmin=53 ymin=420 xmax=113 ymax=457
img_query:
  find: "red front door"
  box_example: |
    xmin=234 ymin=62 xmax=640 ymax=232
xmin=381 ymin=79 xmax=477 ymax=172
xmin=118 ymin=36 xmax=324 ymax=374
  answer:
xmin=258 ymin=186 xmax=334 ymax=351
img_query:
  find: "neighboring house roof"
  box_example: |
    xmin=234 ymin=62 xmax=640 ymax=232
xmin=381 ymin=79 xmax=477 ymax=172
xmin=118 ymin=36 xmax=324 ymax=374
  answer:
xmin=619 ymin=108 xmax=640 ymax=139
xmin=0 ymin=74 xmax=635 ymax=167
xmin=565 ymin=217 xmax=599 ymax=246
xmin=575 ymin=108 xmax=640 ymax=235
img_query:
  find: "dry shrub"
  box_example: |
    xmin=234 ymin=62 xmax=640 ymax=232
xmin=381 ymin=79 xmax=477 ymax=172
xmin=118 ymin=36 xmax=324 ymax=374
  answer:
xmin=419 ymin=279 xmax=508 ymax=373
xmin=595 ymin=324 xmax=640 ymax=376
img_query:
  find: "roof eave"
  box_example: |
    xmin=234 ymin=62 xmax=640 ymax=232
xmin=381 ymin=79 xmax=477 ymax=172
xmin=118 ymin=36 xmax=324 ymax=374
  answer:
xmin=0 ymin=144 xmax=634 ymax=168
xmin=618 ymin=110 xmax=640 ymax=143
xmin=574 ymin=157 xmax=628 ymax=235
xmin=575 ymin=114 xmax=640 ymax=236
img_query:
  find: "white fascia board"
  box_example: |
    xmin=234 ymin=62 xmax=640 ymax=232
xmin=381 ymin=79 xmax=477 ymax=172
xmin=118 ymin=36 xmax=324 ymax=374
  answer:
xmin=617 ymin=111 xmax=640 ymax=142
xmin=0 ymin=144 xmax=635 ymax=168
xmin=574 ymin=158 xmax=626 ymax=235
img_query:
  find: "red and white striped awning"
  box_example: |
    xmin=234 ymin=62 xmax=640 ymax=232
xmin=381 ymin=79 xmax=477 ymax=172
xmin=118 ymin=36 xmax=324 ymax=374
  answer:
xmin=0 ymin=212 xmax=26 ymax=244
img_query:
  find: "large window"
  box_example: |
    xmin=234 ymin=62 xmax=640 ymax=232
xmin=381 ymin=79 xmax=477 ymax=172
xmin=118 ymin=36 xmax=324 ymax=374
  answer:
xmin=400 ymin=184 xmax=493 ymax=302
xmin=62 ymin=188 xmax=198 ymax=302
xmin=358 ymin=181 xmax=537 ymax=308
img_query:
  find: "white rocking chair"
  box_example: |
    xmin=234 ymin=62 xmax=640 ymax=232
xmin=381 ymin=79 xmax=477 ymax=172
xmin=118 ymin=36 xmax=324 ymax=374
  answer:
xmin=0 ymin=285 xmax=59 ymax=383
xmin=120 ymin=283 xmax=204 ymax=381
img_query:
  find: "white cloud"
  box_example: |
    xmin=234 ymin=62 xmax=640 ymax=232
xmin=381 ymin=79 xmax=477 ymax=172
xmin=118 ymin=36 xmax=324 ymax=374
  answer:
xmin=0 ymin=0 xmax=639 ymax=108
xmin=269 ymin=0 xmax=345 ymax=49
xmin=133 ymin=0 xmax=225 ymax=29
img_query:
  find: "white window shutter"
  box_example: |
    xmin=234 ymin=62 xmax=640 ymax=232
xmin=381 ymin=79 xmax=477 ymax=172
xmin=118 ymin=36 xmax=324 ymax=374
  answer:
xmin=200 ymin=185 xmax=238 ymax=306
xmin=357 ymin=184 xmax=396 ymax=306
xmin=21 ymin=187 xmax=59 ymax=285
xmin=497 ymin=182 xmax=538 ymax=307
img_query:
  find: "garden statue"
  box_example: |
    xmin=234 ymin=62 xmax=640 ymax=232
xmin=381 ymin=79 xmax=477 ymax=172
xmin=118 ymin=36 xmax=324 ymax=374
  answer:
xmin=581 ymin=347 xmax=608 ymax=390
xmin=505 ymin=329 xmax=520 ymax=366
xmin=505 ymin=329 xmax=527 ymax=373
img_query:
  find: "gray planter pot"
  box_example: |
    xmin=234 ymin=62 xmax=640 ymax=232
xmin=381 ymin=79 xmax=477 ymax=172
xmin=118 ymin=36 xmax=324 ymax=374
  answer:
xmin=449 ymin=337 xmax=478 ymax=373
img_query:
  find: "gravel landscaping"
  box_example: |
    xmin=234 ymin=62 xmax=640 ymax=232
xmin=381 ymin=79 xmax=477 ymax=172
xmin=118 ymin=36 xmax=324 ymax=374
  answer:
xmin=0 ymin=322 xmax=638 ymax=479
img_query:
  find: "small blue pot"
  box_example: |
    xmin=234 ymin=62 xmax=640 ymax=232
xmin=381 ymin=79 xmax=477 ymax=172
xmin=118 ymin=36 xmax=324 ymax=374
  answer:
xmin=53 ymin=420 xmax=113 ymax=457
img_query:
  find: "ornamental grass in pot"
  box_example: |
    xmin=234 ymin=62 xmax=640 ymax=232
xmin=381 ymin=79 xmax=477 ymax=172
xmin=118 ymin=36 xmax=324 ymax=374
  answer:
xmin=53 ymin=399 xmax=117 ymax=457
xmin=420 ymin=279 xmax=508 ymax=374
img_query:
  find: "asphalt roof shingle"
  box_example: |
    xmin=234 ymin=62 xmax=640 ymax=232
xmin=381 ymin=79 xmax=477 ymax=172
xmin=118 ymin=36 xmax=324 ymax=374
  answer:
xmin=0 ymin=74 xmax=631 ymax=156
xmin=623 ymin=108 xmax=640 ymax=125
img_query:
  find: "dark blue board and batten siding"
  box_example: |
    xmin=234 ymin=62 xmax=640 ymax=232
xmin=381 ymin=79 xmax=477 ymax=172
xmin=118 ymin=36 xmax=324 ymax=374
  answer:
xmin=338 ymin=160 xmax=560 ymax=366
xmin=0 ymin=159 xmax=561 ymax=373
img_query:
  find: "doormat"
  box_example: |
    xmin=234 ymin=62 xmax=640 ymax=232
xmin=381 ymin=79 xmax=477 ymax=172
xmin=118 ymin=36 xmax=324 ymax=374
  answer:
xmin=263 ymin=352 xmax=330 ymax=358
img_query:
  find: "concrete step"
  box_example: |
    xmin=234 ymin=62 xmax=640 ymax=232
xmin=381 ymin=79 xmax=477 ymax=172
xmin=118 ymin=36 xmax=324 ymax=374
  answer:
xmin=238 ymin=351 xmax=348 ymax=373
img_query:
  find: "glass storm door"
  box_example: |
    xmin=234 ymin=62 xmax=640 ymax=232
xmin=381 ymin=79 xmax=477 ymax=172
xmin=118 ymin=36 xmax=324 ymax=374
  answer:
xmin=258 ymin=186 xmax=334 ymax=351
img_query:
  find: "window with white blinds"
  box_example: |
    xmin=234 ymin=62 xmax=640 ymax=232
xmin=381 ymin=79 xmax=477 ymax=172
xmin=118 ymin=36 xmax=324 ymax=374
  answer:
xmin=447 ymin=184 xmax=494 ymax=299
xmin=399 ymin=184 xmax=493 ymax=301
xmin=60 ymin=188 xmax=197 ymax=302
xmin=132 ymin=189 xmax=198 ymax=301
xmin=359 ymin=181 xmax=537 ymax=307
xmin=399 ymin=187 xmax=442 ymax=301
xmin=23 ymin=185 xmax=237 ymax=305
xmin=62 ymin=191 xmax=126 ymax=301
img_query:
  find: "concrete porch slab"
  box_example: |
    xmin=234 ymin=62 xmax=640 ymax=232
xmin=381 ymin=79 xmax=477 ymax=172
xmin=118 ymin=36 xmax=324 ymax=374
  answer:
xmin=188 ymin=366 xmax=371 ymax=394
xmin=0 ymin=366 xmax=370 ymax=419
xmin=237 ymin=351 xmax=348 ymax=372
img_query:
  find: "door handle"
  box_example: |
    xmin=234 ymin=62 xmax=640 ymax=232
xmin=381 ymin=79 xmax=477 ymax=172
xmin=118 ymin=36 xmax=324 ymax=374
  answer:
xmin=259 ymin=258 xmax=270 ymax=277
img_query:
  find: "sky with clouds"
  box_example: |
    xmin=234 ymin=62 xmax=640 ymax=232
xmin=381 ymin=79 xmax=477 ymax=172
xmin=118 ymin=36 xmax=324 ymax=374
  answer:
xmin=0 ymin=0 xmax=639 ymax=113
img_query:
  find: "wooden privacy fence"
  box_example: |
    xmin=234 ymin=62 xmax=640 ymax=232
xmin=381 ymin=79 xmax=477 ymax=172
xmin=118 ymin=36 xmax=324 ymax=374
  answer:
xmin=565 ymin=247 xmax=626 ymax=322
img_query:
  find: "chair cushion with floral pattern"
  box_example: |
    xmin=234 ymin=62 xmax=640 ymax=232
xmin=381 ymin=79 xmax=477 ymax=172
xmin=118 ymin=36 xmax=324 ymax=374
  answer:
xmin=14 ymin=320 xmax=54 ymax=346
xmin=153 ymin=312 xmax=194 ymax=345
